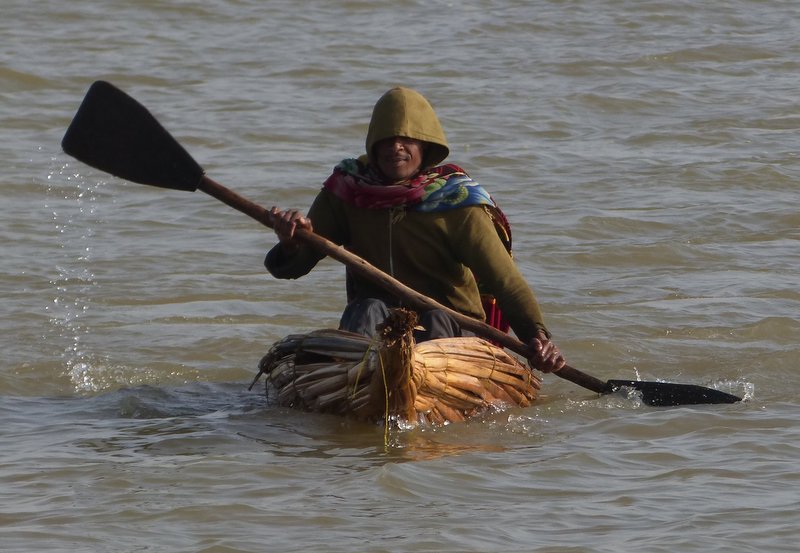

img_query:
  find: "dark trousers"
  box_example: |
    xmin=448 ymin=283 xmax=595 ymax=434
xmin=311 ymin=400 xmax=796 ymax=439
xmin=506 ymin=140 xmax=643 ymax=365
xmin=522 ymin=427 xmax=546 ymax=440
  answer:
xmin=338 ymin=298 xmax=469 ymax=342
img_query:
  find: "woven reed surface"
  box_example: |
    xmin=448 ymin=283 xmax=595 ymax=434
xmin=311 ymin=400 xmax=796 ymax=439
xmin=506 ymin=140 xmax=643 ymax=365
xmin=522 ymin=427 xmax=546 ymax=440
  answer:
xmin=259 ymin=323 xmax=541 ymax=426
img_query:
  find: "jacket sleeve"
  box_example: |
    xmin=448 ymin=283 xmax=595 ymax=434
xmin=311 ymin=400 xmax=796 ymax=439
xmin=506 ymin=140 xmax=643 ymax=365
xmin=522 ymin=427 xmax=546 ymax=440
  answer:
xmin=449 ymin=206 xmax=550 ymax=343
xmin=264 ymin=189 xmax=348 ymax=279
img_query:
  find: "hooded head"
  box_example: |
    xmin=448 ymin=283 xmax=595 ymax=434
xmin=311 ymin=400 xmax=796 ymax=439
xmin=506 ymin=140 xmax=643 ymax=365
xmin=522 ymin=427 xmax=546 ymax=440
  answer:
xmin=364 ymin=87 xmax=449 ymax=170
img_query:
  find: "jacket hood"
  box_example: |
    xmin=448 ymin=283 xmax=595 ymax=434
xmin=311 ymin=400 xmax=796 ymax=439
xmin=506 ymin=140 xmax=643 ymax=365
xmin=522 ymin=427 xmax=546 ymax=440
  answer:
xmin=364 ymin=87 xmax=449 ymax=169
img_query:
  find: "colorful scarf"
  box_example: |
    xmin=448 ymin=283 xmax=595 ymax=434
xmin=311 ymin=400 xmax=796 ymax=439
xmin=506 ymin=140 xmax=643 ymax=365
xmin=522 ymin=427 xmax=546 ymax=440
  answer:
xmin=323 ymin=158 xmax=494 ymax=213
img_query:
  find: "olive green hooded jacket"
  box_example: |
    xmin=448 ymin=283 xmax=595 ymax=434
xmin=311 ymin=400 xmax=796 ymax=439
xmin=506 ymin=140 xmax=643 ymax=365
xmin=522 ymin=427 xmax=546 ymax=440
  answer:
xmin=265 ymin=87 xmax=549 ymax=343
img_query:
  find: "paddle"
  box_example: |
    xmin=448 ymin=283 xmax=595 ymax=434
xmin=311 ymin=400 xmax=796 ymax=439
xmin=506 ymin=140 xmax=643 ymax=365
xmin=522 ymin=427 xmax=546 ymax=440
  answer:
xmin=61 ymin=80 xmax=742 ymax=407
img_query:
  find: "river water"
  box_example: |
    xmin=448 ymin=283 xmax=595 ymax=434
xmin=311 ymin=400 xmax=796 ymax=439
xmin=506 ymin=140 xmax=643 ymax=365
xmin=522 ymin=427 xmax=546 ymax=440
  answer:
xmin=2 ymin=1 xmax=799 ymax=551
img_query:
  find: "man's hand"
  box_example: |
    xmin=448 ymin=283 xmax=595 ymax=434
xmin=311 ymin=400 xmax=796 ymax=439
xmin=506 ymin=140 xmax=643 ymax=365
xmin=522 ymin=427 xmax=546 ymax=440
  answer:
xmin=527 ymin=330 xmax=566 ymax=373
xmin=269 ymin=207 xmax=313 ymax=251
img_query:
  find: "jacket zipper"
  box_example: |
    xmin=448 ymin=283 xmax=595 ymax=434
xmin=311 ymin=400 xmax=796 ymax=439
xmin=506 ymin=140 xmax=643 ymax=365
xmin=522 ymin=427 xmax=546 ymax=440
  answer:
xmin=388 ymin=208 xmax=395 ymax=276
xmin=388 ymin=207 xmax=405 ymax=277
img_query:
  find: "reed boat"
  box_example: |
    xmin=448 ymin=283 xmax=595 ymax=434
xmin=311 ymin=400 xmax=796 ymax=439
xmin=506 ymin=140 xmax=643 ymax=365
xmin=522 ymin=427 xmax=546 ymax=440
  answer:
xmin=252 ymin=309 xmax=542 ymax=426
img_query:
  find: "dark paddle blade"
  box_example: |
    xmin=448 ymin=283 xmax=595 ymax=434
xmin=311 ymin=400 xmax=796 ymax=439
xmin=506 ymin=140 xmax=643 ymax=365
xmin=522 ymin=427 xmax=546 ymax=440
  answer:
xmin=61 ymin=81 xmax=204 ymax=192
xmin=606 ymin=380 xmax=741 ymax=407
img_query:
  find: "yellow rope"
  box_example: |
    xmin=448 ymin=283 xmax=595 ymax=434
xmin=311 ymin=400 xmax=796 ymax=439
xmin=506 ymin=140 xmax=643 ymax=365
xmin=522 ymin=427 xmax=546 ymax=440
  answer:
xmin=350 ymin=335 xmax=380 ymax=399
xmin=348 ymin=334 xmax=390 ymax=447
xmin=377 ymin=350 xmax=390 ymax=448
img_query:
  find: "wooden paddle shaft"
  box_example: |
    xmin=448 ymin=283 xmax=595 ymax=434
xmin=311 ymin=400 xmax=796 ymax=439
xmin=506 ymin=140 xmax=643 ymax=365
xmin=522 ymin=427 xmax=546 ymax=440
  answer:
xmin=198 ymin=175 xmax=609 ymax=395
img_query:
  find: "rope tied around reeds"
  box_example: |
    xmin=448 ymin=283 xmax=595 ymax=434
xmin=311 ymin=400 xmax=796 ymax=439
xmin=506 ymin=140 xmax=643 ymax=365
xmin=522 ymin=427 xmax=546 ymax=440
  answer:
xmin=257 ymin=308 xmax=542 ymax=426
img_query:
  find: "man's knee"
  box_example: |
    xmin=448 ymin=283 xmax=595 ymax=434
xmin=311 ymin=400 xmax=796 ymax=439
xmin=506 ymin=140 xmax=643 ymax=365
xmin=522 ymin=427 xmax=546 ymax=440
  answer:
xmin=339 ymin=298 xmax=390 ymax=337
xmin=415 ymin=309 xmax=462 ymax=342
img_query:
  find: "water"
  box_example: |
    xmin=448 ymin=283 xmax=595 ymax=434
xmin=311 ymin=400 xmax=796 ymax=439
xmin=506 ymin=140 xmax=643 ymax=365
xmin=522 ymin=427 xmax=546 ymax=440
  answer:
xmin=2 ymin=0 xmax=799 ymax=551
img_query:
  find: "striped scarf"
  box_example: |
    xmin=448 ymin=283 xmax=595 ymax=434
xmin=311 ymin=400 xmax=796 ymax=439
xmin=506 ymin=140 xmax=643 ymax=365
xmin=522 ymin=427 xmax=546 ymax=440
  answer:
xmin=323 ymin=158 xmax=496 ymax=214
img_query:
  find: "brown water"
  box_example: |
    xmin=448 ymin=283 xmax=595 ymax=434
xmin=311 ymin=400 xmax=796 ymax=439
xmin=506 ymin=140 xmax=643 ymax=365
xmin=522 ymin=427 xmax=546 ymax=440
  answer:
xmin=2 ymin=1 xmax=799 ymax=551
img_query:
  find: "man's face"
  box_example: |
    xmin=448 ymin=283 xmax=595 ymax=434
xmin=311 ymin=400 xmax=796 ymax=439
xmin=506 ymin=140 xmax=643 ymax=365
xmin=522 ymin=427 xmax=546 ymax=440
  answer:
xmin=375 ymin=136 xmax=425 ymax=183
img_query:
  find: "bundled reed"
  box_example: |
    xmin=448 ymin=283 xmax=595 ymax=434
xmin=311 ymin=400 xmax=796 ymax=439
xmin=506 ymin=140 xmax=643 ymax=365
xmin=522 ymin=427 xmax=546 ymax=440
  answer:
xmin=256 ymin=309 xmax=542 ymax=425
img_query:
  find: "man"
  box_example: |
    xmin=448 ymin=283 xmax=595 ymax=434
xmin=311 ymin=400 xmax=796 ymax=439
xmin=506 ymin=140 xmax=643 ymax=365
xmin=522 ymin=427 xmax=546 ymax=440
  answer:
xmin=265 ymin=87 xmax=565 ymax=373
